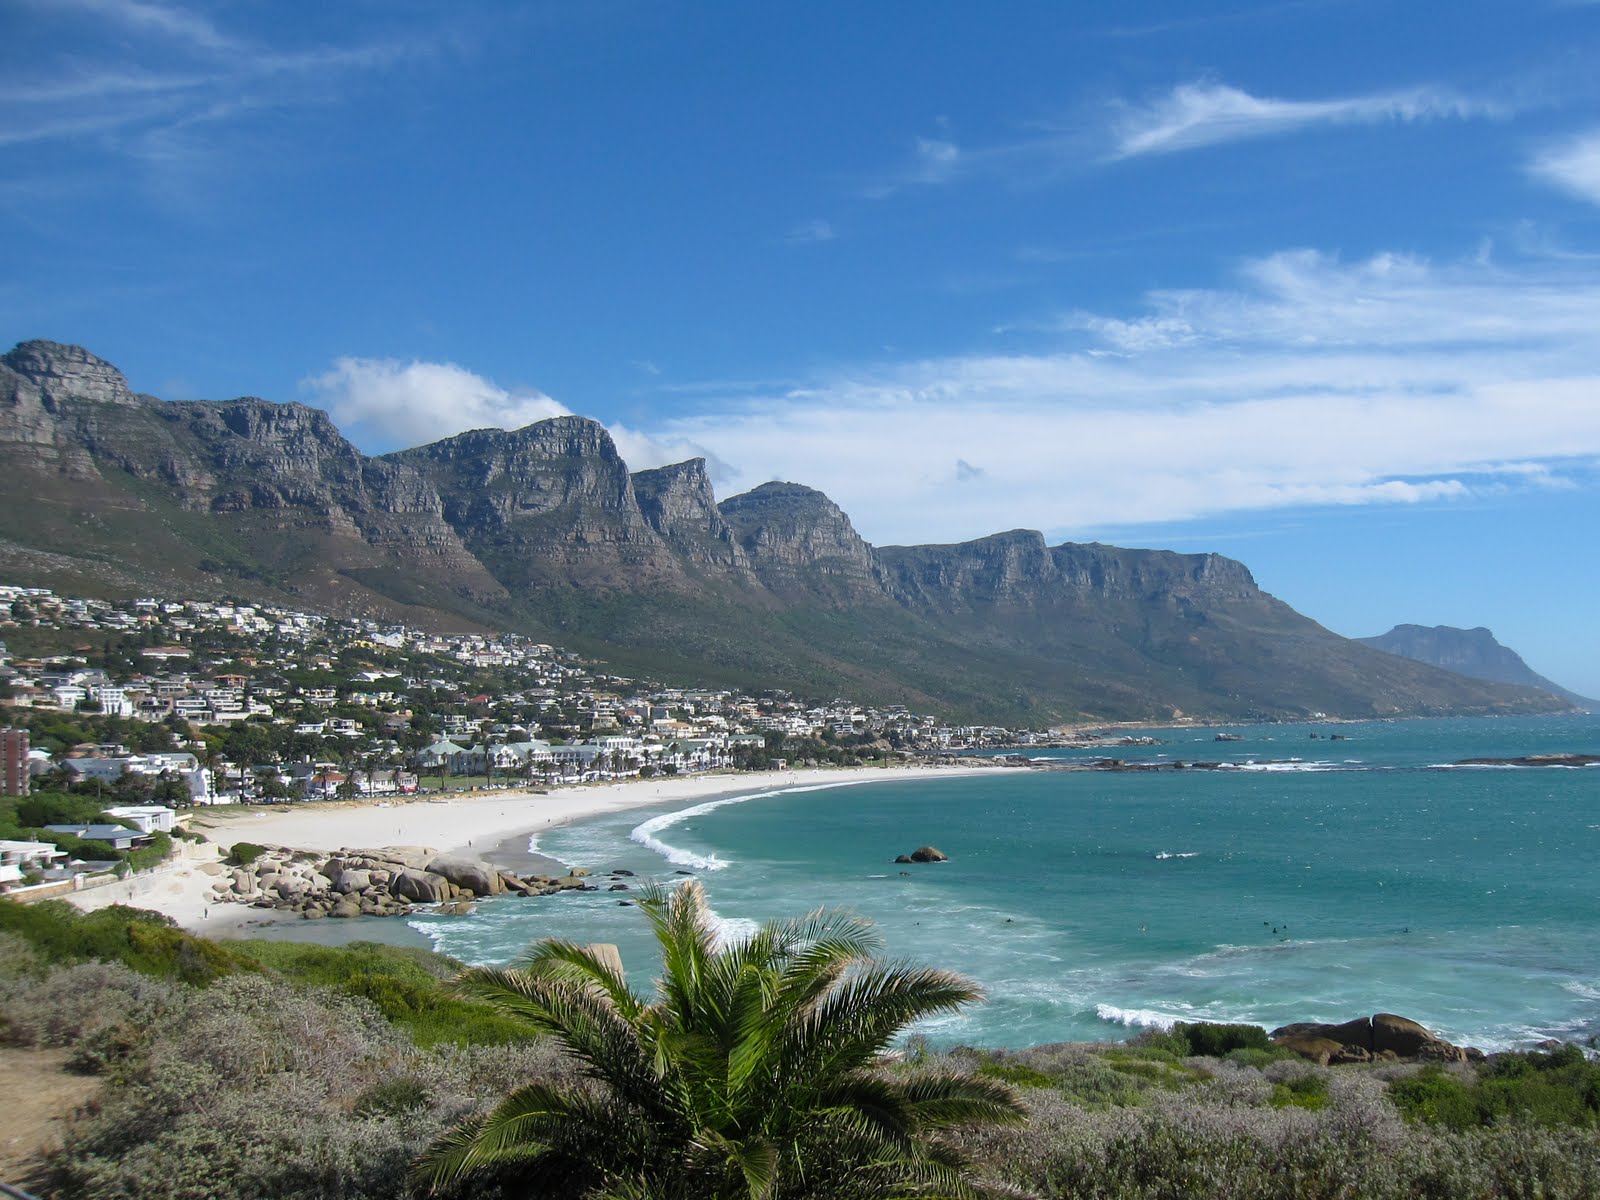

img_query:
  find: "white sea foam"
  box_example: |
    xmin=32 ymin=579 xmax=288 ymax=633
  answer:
xmin=704 ymin=903 xmax=760 ymax=948
xmin=629 ymin=779 xmax=880 ymax=870
xmin=1095 ymin=1003 xmax=1184 ymax=1030
xmin=1154 ymin=851 xmax=1199 ymax=860
xmin=1234 ymin=760 xmax=1339 ymax=772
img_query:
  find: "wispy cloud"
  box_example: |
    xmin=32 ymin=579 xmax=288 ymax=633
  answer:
xmin=49 ymin=0 xmax=242 ymax=53
xmin=784 ymin=217 xmax=837 ymax=244
xmin=1110 ymin=81 xmax=1502 ymax=159
xmin=2 ymin=0 xmax=428 ymax=182
xmin=1528 ymin=128 xmax=1600 ymax=206
xmin=868 ymin=78 xmax=1502 ymax=195
xmin=617 ymin=249 xmax=1600 ymax=544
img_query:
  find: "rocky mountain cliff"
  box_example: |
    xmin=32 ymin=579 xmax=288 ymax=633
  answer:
xmin=1360 ymin=625 xmax=1594 ymax=710
xmin=0 ymin=340 xmax=1573 ymax=723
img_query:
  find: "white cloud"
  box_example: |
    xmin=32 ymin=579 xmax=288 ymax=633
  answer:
xmin=1529 ymin=129 xmax=1600 ymax=206
xmin=304 ymin=357 xmax=728 ymax=476
xmin=1112 ymin=81 xmax=1499 ymax=159
xmin=304 ymin=357 xmax=570 ymax=449
xmin=627 ymin=249 xmax=1600 ymax=545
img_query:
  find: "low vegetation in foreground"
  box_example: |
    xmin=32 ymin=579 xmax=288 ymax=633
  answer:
xmin=2 ymin=897 xmax=1600 ymax=1199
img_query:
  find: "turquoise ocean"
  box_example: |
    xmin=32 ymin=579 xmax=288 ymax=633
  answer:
xmin=403 ymin=713 xmax=1598 ymax=1051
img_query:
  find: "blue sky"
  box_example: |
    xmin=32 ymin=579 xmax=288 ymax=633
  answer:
xmin=5 ymin=0 xmax=1600 ymax=697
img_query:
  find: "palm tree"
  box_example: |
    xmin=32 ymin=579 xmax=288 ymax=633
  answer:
xmin=412 ymin=881 xmax=1025 ymax=1199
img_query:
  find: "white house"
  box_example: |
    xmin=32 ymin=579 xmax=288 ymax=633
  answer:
xmin=0 ymin=839 xmax=69 ymax=885
xmin=101 ymin=805 xmax=177 ymax=834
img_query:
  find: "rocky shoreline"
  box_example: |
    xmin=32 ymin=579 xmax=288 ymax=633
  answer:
xmin=200 ymin=844 xmax=642 ymax=920
xmin=1271 ymin=1012 xmax=1482 ymax=1066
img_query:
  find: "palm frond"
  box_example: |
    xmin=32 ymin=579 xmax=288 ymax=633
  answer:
xmin=453 ymin=967 xmax=674 ymax=1117
xmin=521 ymin=937 xmax=647 ymax=1018
xmin=784 ymin=962 xmax=984 ymax=1078
xmin=409 ymin=1082 xmax=610 ymax=1193
xmin=893 ymin=1071 xmax=1028 ymax=1130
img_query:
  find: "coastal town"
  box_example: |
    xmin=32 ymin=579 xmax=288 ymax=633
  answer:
xmin=0 ymin=582 xmax=1057 ymax=895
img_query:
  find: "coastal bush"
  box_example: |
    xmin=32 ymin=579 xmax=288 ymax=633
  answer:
xmin=1389 ymin=1047 xmax=1600 ymax=1130
xmin=1175 ymin=1020 xmax=1271 ymax=1057
xmin=0 ymin=899 xmax=250 ymax=985
xmin=124 ymin=830 xmax=173 ymax=873
xmin=955 ymin=1062 xmax=1600 ymax=1199
xmin=1269 ymin=1071 xmax=1330 ymax=1111
xmin=229 ymin=939 xmax=530 ymax=1047
xmin=226 ymin=840 xmax=267 ymax=866
xmin=0 ymin=959 xmax=193 ymax=1061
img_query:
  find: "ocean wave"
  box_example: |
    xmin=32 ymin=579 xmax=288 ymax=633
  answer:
xmin=704 ymin=902 xmax=760 ymax=949
xmin=1154 ymin=851 xmax=1199 ymax=860
xmin=1095 ymin=1003 xmax=1184 ymax=1030
xmin=629 ymin=779 xmax=880 ymax=870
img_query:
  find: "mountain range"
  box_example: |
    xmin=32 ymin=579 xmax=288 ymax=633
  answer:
xmin=0 ymin=339 xmax=1573 ymax=724
xmin=1359 ymin=625 xmax=1594 ymax=711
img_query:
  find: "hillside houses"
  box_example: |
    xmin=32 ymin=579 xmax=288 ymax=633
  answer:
xmin=3 ymin=582 xmax=1036 ymax=807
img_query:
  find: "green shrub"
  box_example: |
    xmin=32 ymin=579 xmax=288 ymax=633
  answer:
xmin=1389 ymin=1049 xmax=1600 ymax=1131
xmin=1176 ymin=1021 xmax=1271 ymax=1057
xmin=353 ymin=1075 xmax=432 ymax=1117
xmin=1226 ymin=1045 xmax=1296 ymax=1068
xmin=226 ymin=841 xmax=267 ymax=867
xmin=1129 ymin=1025 xmax=1193 ymax=1058
xmin=1270 ymin=1071 xmax=1329 ymax=1110
xmin=228 ymin=939 xmax=529 ymax=1047
xmin=0 ymin=899 xmax=250 ymax=985
xmin=125 ymin=831 xmax=173 ymax=873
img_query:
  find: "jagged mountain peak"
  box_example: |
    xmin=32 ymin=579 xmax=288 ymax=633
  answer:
xmin=2 ymin=339 xmax=140 ymax=407
xmin=395 ymin=413 xmax=619 ymax=463
xmin=0 ymin=339 xmax=1577 ymax=722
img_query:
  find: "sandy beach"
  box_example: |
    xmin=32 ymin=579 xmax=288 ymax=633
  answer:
xmin=65 ymin=764 xmax=1006 ymax=935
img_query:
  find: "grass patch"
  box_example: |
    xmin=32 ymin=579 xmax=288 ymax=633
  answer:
xmin=228 ymin=939 xmax=531 ymax=1047
xmin=1102 ymin=1050 xmax=1210 ymax=1090
xmin=977 ymin=1060 xmax=1056 ymax=1089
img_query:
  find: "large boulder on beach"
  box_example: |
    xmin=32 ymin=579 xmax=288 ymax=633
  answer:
xmin=348 ymin=846 xmax=437 ymax=871
xmin=427 ymin=854 xmax=504 ymax=897
xmin=329 ymin=866 xmax=373 ymax=894
xmin=391 ymin=867 xmax=451 ymax=903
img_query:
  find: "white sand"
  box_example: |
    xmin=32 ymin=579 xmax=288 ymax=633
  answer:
xmin=66 ymin=764 xmax=1005 ymax=934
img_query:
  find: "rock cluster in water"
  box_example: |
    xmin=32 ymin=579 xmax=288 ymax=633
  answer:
xmin=202 ymin=845 xmax=613 ymax=919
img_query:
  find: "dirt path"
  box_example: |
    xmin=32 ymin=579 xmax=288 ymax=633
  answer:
xmin=0 ymin=1045 xmax=101 ymax=1189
